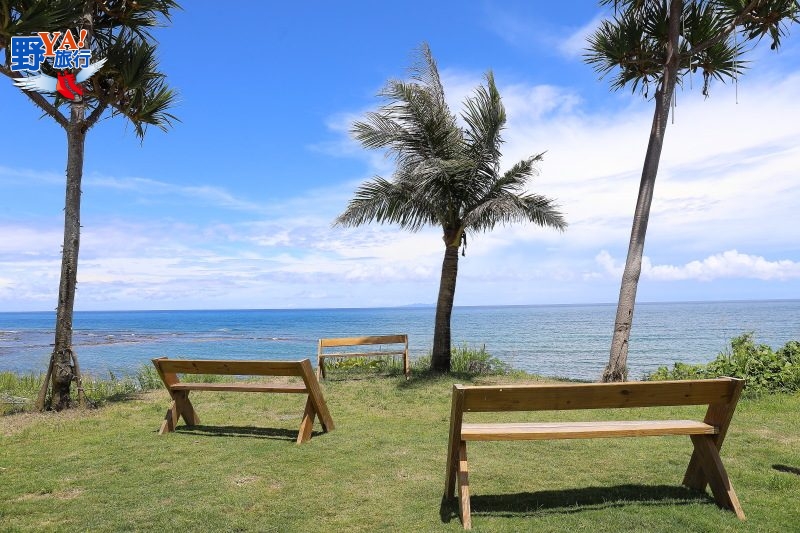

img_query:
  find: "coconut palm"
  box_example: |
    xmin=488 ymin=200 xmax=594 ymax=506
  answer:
xmin=1 ymin=0 xmax=179 ymax=409
xmin=335 ymin=45 xmax=566 ymax=372
xmin=587 ymin=0 xmax=799 ymax=382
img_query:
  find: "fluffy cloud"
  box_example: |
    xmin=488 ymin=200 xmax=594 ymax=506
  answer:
xmin=595 ymin=250 xmax=800 ymax=282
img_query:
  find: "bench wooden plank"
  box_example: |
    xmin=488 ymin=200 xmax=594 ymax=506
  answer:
xmin=460 ymin=380 xmax=738 ymax=412
xmin=461 ymin=420 xmax=717 ymax=441
xmin=171 ymin=383 xmax=308 ymax=393
xmin=319 ymin=335 xmax=407 ymax=347
xmin=154 ymin=359 xmax=307 ymax=377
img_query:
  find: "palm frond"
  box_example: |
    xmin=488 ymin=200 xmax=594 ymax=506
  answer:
xmin=1 ymin=0 xmax=82 ymax=47
xmin=334 ymin=176 xmax=438 ymax=231
xmin=464 ymin=191 xmax=567 ymax=234
xmin=586 ymin=3 xmax=667 ymax=95
xmin=459 ymin=71 xmax=506 ymax=203
xmin=97 ymin=38 xmax=179 ymax=138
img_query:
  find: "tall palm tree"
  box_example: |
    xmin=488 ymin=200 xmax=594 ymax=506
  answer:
xmin=587 ymin=0 xmax=799 ymax=382
xmin=336 ymin=44 xmax=566 ymax=372
xmin=1 ymin=0 xmax=179 ymax=409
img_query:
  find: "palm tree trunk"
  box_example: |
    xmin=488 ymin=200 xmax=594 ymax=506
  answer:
xmin=431 ymin=232 xmax=460 ymax=372
xmin=50 ymin=103 xmax=87 ymax=410
xmin=602 ymin=0 xmax=682 ymax=382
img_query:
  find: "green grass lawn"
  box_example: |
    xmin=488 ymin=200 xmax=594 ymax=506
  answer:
xmin=1 ymin=374 xmax=798 ymax=532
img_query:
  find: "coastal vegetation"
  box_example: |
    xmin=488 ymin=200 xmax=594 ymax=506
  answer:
xmin=335 ymin=44 xmax=566 ymax=373
xmin=1 ymin=361 xmax=798 ymax=530
xmin=647 ymin=333 xmax=800 ymax=396
xmin=587 ymin=0 xmax=800 ymax=382
xmin=0 ymin=1 xmax=179 ymax=410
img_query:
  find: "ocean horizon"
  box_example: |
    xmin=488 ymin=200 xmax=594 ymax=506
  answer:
xmin=2 ymin=298 xmax=799 ymax=381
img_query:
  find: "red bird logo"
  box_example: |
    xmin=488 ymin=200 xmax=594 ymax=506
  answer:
xmin=13 ymin=58 xmax=107 ymax=102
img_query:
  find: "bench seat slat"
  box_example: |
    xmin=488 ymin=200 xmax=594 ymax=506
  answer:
xmin=461 ymin=420 xmax=717 ymax=441
xmin=171 ymin=383 xmax=308 ymax=393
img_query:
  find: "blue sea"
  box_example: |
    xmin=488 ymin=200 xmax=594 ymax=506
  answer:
xmin=1 ymin=300 xmax=798 ymax=381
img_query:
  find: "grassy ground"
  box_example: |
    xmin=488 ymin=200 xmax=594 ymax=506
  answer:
xmin=1 ymin=373 xmax=798 ymax=532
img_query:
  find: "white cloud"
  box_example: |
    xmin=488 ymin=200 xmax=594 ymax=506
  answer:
xmin=594 ymin=250 xmax=800 ymax=282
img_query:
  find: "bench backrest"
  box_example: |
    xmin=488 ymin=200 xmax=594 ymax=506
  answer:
xmin=153 ymin=358 xmax=314 ymax=379
xmin=456 ymin=378 xmax=744 ymax=413
xmin=318 ymin=334 xmax=408 ymax=349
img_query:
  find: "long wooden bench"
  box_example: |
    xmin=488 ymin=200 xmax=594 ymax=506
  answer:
xmin=444 ymin=378 xmax=745 ymax=529
xmin=152 ymin=357 xmax=334 ymax=444
xmin=317 ymin=334 xmax=409 ymax=380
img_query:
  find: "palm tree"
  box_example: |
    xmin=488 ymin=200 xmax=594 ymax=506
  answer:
xmin=1 ymin=0 xmax=179 ymax=409
xmin=335 ymin=44 xmax=567 ymax=372
xmin=587 ymin=0 xmax=799 ymax=382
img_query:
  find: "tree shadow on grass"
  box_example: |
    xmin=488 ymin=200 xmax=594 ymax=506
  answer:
xmin=172 ymin=424 xmax=316 ymax=441
xmin=440 ymin=484 xmax=714 ymax=524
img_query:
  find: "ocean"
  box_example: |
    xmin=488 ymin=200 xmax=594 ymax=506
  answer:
xmin=1 ymin=300 xmax=798 ymax=381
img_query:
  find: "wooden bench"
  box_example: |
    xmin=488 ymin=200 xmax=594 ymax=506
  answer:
xmin=444 ymin=378 xmax=745 ymax=529
xmin=317 ymin=334 xmax=410 ymax=380
xmin=152 ymin=357 xmax=334 ymax=444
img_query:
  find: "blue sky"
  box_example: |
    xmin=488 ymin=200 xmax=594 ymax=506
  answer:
xmin=1 ymin=1 xmax=799 ymax=312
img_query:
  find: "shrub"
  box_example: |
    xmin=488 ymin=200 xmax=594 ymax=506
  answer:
xmin=646 ymin=362 xmax=707 ymax=381
xmin=413 ymin=344 xmax=512 ymax=376
xmin=646 ymin=333 xmax=800 ymax=396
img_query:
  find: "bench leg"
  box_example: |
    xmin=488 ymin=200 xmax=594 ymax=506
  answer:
xmin=159 ymin=400 xmax=179 ymax=435
xmin=297 ymin=397 xmax=317 ymax=444
xmin=688 ymin=435 xmax=745 ymax=520
xmin=458 ymin=441 xmax=472 ymax=530
xmin=174 ymin=390 xmax=200 ymax=426
xmin=683 ymin=449 xmax=706 ymax=491
xmin=159 ymin=391 xmax=200 ymax=435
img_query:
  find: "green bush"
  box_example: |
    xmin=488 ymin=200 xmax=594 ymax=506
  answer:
xmin=647 ymin=333 xmax=800 ymax=396
xmin=646 ymin=361 xmax=707 ymax=381
xmin=413 ymin=343 xmax=512 ymax=376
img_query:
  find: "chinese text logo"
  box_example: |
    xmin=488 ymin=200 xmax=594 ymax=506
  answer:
xmin=10 ymin=29 xmax=106 ymax=101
